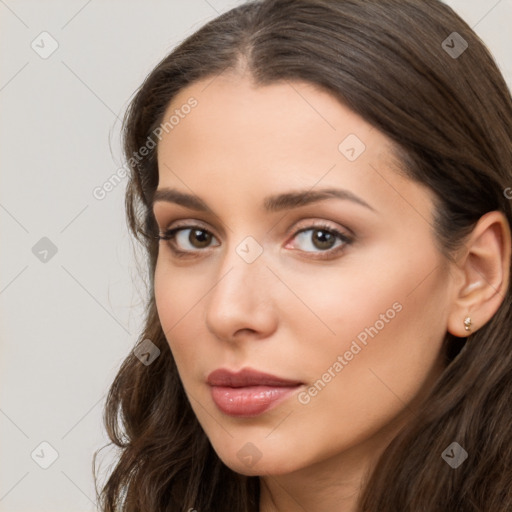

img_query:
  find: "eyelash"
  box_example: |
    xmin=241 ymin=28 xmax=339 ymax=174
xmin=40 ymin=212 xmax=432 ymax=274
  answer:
xmin=157 ymin=222 xmax=353 ymax=260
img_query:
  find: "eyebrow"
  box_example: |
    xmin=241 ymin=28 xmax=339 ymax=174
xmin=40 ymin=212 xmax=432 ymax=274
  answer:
xmin=152 ymin=187 xmax=375 ymax=213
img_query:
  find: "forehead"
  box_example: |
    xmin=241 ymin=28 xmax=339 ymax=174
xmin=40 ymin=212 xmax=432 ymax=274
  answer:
xmin=159 ymin=72 xmax=375 ymax=155
xmin=155 ymin=73 xmax=434 ymax=223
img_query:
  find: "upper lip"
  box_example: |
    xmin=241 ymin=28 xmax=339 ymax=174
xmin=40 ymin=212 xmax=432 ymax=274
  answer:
xmin=207 ymin=368 xmax=302 ymax=388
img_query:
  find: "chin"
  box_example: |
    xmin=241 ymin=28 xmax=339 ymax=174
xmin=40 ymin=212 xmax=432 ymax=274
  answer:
xmin=215 ymin=447 xmax=305 ymax=477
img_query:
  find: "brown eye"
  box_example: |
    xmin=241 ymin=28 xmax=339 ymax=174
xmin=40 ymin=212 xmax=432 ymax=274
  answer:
xmin=158 ymin=225 xmax=220 ymax=254
xmin=188 ymin=228 xmax=212 ymax=248
xmin=311 ymin=229 xmax=337 ymax=250
xmin=291 ymin=225 xmax=350 ymax=254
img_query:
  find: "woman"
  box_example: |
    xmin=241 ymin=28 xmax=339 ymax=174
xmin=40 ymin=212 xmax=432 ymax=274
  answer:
xmin=94 ymin=0 xmax=512 ymax=510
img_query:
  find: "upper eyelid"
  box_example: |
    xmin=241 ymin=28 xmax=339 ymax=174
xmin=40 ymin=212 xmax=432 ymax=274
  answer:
xmin=288 ymin=219 xmax=353 ymax=238
xmin=159 ymin=219 xmax=349 ymax=237
xmin=158 ymin=219 xmax=213 ymax=235
xmin=153 ymin=208 xmax=230 ymax=238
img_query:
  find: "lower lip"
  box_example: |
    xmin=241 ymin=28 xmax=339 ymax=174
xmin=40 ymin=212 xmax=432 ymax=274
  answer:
xmin=210 ymin=385 xmax=299 ymax=417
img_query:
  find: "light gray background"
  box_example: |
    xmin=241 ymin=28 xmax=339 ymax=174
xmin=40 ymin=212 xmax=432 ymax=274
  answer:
xmin=0 ymin=1 xmax=510 ymax=510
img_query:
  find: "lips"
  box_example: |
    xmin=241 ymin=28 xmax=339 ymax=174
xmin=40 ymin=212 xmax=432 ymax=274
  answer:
xmin=207 ymin=368 xmax=302 ymax=417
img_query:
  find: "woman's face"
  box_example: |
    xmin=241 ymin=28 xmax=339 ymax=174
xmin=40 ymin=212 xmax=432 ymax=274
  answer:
xmin=153 ymin=72 xmax=455 ymax=476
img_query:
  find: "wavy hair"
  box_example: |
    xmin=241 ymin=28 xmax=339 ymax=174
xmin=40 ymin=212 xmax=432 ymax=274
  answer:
xmin=94 ymin=0 xmax=512 ymax=510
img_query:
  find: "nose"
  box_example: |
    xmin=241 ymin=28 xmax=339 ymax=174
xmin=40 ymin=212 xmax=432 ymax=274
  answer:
xmin=204 ymin=242 xmax=278 ymax=343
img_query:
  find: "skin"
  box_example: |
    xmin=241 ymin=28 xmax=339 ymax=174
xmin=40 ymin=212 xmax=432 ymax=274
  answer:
xmin=152 ymin=70 xmax=509 ymax=511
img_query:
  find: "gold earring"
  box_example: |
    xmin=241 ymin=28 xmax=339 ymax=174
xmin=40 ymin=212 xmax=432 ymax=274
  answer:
xmin=464 ymin=316 xmax=472 ymax=332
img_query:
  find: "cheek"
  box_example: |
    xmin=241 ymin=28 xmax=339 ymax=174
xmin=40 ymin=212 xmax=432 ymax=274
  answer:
xmin=154 ymin=260 xmax=208 ymax=368
xmin=295 ymin=253 xmax=449 ymax=436
xmin=275 ymin=238 xmax=444 ymax=357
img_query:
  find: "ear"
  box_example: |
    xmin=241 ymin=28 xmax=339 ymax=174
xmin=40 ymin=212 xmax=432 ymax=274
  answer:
xmin=447 ymin=210 xmax=511 ymax=337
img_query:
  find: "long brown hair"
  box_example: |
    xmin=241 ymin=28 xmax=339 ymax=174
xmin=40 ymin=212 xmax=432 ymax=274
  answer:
xmin=94 ymin=1 xmax=512 ymax=510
